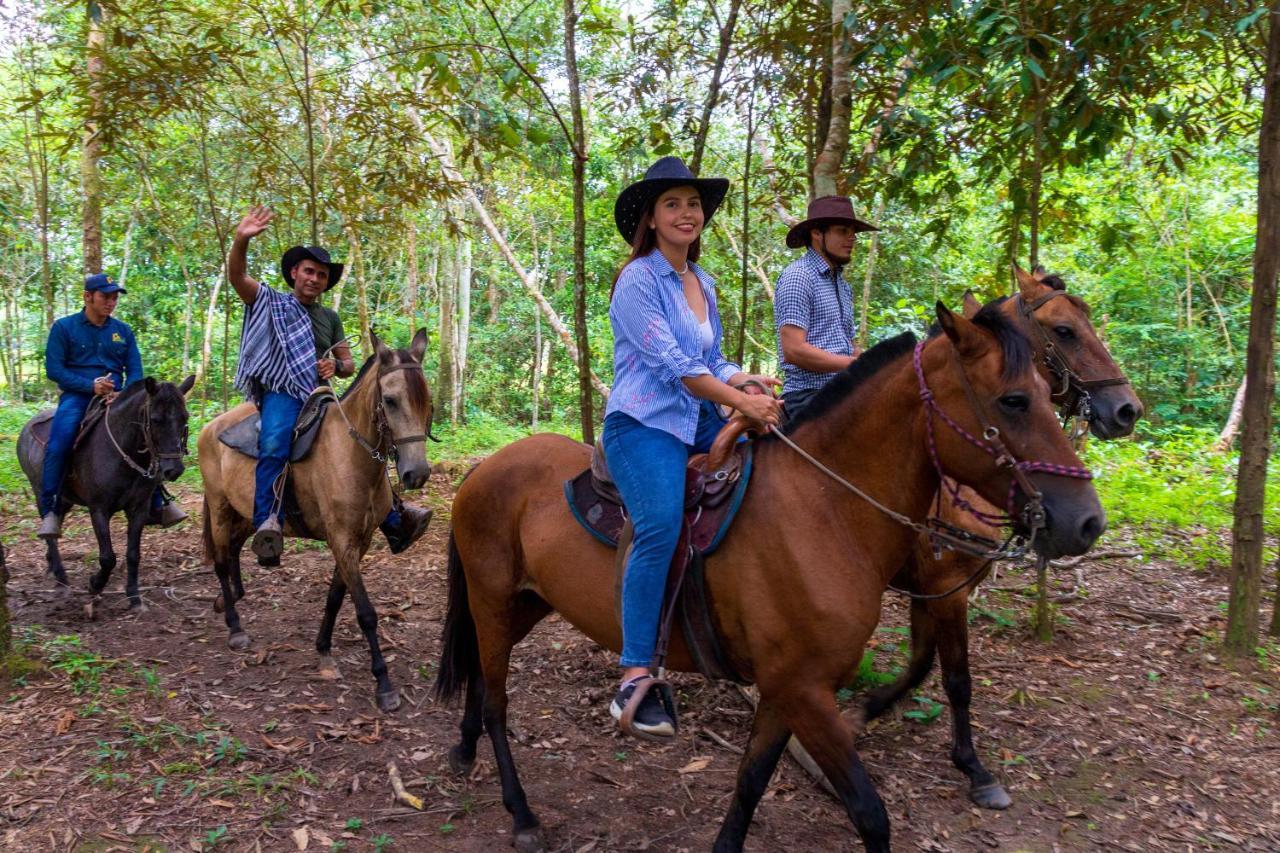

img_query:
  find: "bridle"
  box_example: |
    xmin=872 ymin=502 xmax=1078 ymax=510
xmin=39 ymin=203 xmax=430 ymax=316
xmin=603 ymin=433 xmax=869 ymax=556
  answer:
xmin=1017 ymin=289 xmax=1130 ymax=436
xmin=104 ymin=392 xmax=188 ymax=479
xmin=332 ymin=361 xmax=440 ymax=469
xmin=769 ymin=334 xmax=1092 ymax=574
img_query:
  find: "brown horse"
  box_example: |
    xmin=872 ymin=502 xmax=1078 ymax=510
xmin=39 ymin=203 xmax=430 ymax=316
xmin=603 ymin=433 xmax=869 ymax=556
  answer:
xmin=198 ymin=330 xmax=433 ymax=712
xmin=435 ymin=303 xmax=1103 ymax=852
xmin=862 ymin=269 xmax=1143 ymax=811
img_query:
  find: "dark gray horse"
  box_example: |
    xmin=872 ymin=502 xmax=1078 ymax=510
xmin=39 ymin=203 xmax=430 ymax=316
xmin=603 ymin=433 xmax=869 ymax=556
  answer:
xmin=17 ymin=376 xmax=195 ymax=614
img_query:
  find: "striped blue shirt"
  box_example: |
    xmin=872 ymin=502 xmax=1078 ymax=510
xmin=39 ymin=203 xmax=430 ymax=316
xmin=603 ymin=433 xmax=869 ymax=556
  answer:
xmin=233 ymin=283 xmax=319 ymax=403
xmin=605 ymin=251 xmax=741 ymax=444
xmin=774 ymin=249 xmax=855 ymax=393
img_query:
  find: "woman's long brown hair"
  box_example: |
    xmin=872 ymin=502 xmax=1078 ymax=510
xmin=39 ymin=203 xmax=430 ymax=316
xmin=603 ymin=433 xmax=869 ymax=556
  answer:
xmin=610 ymin=194 xmax=703 ymax=300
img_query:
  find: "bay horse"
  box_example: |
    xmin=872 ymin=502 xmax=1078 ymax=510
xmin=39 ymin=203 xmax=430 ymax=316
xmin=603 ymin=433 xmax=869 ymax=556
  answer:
xmin=863 ymin=268 xmax=1143 ymax=811
xmin=436 ymin=303 xmax=1104 ymax=852
xmin=197 ymin=330 xmax=432 ymax=712
xmin=16 ymin=375 xmax=196 ymax=615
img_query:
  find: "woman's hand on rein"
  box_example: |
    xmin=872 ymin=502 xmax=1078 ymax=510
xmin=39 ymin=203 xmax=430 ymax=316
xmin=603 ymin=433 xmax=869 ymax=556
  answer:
xmin=735 ymin=388 xmax=782 ymax=426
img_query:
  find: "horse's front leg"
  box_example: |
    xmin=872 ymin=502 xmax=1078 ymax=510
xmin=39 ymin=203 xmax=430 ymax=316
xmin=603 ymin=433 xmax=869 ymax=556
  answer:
xmin=315 ymin=570 xmax=347 ymax=680
xmin=934 ymin=593 xmax=1010 ymax=809
xmin=83 ymin=508 xmax=116 ymax=620
xmin=713 ymin=696 xmax=792 ymax=852
xmin=335 ymin=544 xmax=398 ymax=712
xmin=779 ymin=687 xmax=891 ymax=852
xmin=123 ymin=507 xmax=148 ymax=612
xmin=44 ymin=536 xmax=70 ymax=591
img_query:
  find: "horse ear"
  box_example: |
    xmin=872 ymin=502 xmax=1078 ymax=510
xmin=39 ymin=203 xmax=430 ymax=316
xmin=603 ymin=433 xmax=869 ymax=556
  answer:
xmin=1013 ymin=265 xmax=1041 ymax=301
xmin=371 ymin=330 xmax=394 ymax=365
xmin=962 ymin=290 xmax=982 ymax=319
xmin=410 ymin=328 xmax=429 ymax=363
xmin=936 ymin=302 xmax=988 ymax=361
xmin=144 ymin=376 xmax=159 ymax=396
xmin=178 ymin=374 xmax=196 ymax=396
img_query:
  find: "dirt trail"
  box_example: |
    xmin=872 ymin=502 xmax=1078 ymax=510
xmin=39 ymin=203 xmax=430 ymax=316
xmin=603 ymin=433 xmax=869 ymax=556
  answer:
xmin=1 ymin=479 xmax=1277 ymax=851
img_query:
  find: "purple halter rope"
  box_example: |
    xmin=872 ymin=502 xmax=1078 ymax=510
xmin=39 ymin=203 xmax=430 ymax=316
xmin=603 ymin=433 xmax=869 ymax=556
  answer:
xmin=912 ymin=339 xmax=1093 ymax=529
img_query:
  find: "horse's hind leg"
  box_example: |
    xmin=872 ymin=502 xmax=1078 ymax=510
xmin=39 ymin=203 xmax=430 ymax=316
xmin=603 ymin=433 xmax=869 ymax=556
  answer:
xmin=781 ymin=690 xmax=891 ymax=852
xmin=474 ymin=597 xmax=553 ymax=853
xmin=863 ymin=595 xmax=939 ymax=721
xmin=935 ymin=594 xmax=1010 ymax=809
xmin=207 ymin=504 xmax=251 ymax=650
xmin=315 ymin=570 xmax=346 ymax=679
xmin=122 ymin=509 xmax=148 ymax=611
xmin=713 ymin=697 xmax=792 ymax=853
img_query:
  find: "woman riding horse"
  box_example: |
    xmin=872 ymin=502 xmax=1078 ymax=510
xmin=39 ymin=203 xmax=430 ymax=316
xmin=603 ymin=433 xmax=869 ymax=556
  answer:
xmin=601 ymin=156 xmax=782 ymax=737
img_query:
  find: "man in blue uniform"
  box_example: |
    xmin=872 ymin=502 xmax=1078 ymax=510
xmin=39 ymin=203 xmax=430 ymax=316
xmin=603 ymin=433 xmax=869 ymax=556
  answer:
xmin=37 ymin=273 xmax=187 ymax=539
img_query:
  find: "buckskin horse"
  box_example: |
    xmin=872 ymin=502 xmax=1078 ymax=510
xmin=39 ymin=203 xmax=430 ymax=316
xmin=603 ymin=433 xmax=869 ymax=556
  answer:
xmin=435 ymin=303 xmax=1104 ymax=852
xmin=17 ymin=375 xmax=196 ymax=615
xmin=197 ymin=330 xmax=432 ymax=712
xmin=863 ymin=268 xmax=1142 ymax=811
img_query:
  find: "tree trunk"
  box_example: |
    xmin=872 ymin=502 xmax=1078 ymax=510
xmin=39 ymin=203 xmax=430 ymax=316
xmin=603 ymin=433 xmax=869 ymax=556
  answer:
xmin=438 ymin=238 xmax=457 ymax=425
xmin=21 ymin=109 xmax=52 ymax=330
xmin=344 ymin=221 xmax=372 ymax=357
xmin=1214 ymin=377 xmax=1248 ymax=452
xmin=737 ymin=86 xmax=755 ymax=365
xmin=404 ymin=221 xmax=419 ymax=317
xmin=564 ymin=0 xmax=596 ymax=443
xmin=812 ymin=0 xmax=852 ymax=198
xmin=197 ymin=261 xmax=226 ymax=390
xmin=118 ymin=192 xmax=142 ymax=288
xmin=455 ymin=219 xmax=472 ymax=419
xmin=81 ymin=1 xmax=106 ymax=275
xmin=689 ymin=0 xmax=742 ymax=176
xmin=1028 ymin=94 xmax=1045 ymax=270
xmin=532 ymin=307 xmax=542 ymax=429
xmin=858 ymin=195 xmax=887 ymax=350
xmin=421 ymin=130 xmax=610 ymax=399
xmin=1226 ymin=0 xmax=1280 ymax=656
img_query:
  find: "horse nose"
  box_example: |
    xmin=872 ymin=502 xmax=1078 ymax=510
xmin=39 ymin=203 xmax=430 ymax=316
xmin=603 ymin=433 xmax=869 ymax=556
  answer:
xmin=164 ymin=461 xmax=185 ymax=481
xmin=1078 ymin=510 xmax=1106 ymax=548
xmin=1114 ymin=401 xmax=1140 ymax=431
xmin=402 ymin=466 xmax=427 ymax=491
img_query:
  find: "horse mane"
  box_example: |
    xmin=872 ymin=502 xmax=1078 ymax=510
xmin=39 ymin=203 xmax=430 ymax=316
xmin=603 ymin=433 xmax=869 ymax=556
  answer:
xmin=780 ymin=331 xmax=918 ymax=434
xmin=341 ymin=349 xmax=431 ymax=411
xmin=928 ymin=301 xmax=1032 ymax=381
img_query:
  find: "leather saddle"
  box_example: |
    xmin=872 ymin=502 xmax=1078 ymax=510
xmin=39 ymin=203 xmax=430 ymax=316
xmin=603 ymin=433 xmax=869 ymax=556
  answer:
xmin=27 ymin=396 xmax=110 ymax=451
xmin=218 ymin=388 xmax=334 ymax=462
xmin=564 ymin=418 xmax=757 ymax=685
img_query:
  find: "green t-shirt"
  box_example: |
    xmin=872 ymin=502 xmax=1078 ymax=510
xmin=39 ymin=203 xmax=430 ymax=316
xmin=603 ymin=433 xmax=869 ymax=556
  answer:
xmin=304 ymin=302 xmax=346 ymax=360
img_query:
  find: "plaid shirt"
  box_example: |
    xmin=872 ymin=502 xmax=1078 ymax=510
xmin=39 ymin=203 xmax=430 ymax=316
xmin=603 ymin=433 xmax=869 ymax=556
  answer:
xmin=774 ymin=249 xmax=855 ymax=393
xmin=605 ymin=251 xmax=741 ymax=444
xmin=234 ymin=283 xmax=318 ymax=403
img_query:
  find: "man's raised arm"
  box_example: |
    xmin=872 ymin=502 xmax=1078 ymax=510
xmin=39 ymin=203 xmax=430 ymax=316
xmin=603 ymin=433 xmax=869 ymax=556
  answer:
xmin=227 ymin=206 xmax=274 ymax=305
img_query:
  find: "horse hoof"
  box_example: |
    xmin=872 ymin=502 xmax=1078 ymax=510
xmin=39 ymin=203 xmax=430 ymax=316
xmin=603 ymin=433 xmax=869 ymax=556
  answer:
xmin=513 ymin=827 xmax=545 ymax=853
xmin=228 ymin=632 xmax=251 ymax=651
xmin=447 ymin=746 xmax=475 ymax=776
xmin=970 ymin=782 xmax=1012 ymax=810
xmin=83 ymin=601 xmax=98 ymax=621
xmin=54 ymin=583 xmax=71 ymax=600
xmin=213 ymin=595 xmax=225 ymax=614
xmin=376 ymin=688 xmax=401 ymax=713
xmin=317 ymin=656 xmax=341 ymax=680
xmin=129 ymin=601 xmax=148 ymax=614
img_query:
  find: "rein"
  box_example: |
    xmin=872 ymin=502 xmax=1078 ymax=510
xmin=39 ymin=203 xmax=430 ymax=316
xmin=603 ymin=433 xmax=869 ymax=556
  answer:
xmin=104 ymin=393 xmax=186 ymax=479
xmin=1018 ymin=290 xmax=1129 ymax=434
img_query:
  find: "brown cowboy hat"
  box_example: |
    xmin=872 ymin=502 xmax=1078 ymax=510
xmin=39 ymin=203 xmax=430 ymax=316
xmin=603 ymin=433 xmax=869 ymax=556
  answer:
xmin=785 ymin=195 xmax=879 ymax=249
xmin=281 ymin=245 xmax=344 ymax=291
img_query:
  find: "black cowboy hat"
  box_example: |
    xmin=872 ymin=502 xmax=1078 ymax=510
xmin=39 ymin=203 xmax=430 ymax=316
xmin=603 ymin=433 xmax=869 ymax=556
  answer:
xmin=785 ymin=195 xmax=879 ymax=249
xmin=614 ymin=156 xmax=730 ymax=243
xmin=281 ymin=245 xmax=344 ymax=291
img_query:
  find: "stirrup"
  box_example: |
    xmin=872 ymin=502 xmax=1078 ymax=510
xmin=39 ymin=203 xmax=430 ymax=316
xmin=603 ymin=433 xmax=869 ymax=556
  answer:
xmin=618 ymin=675 xmax=678 ymax=741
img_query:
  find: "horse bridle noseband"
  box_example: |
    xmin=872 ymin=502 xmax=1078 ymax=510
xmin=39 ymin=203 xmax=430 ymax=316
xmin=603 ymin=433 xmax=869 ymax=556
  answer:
xmin=334 ymin=361 xmax=440 ymax=468
xmin=105 ymin=394 xmax=188 ymax=479
xmin=1018 ymin=289 xmax=1130 ymax=434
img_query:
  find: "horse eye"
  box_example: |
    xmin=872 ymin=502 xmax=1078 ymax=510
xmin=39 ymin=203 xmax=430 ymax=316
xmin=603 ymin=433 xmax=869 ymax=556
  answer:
xmin=999 ymin=394 xmax=1030 ymax=414
xmin=1053 ymin=325 xmax=1074 ymax=340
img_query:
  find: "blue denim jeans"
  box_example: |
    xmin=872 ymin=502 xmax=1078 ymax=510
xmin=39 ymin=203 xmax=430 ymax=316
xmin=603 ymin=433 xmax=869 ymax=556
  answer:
xmin=253 ymin=391 xmax=305 ymax=527
xmin=39 ymin=391 xmax=93 ymax=516
xmin=601 ymin=399 xmax=725 ymax=668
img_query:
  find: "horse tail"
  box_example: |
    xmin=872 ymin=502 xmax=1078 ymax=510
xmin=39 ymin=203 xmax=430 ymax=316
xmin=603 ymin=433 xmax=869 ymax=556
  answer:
xmin=434 ymin=532 xmax=480 ymax=703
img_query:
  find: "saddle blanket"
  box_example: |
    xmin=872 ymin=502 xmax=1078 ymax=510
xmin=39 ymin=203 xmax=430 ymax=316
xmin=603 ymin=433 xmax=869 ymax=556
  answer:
xmin=218 ymin=391 xmax=333 ymax=463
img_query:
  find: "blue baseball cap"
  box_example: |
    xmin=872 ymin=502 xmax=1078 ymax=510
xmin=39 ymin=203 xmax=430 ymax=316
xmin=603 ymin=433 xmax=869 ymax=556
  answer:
xmin=84 ymin=273 xmax=126 ymax=294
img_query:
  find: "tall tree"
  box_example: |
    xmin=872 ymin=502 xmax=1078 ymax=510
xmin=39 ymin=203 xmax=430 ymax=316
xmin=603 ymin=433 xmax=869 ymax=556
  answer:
xmin=81 ymin=0 xmax=106 ymax=274
xmin=811 ymin=0 xmax=852 ymax=197
xmin=563 ymin=0 xmax=594 ymax=443
xmin=1227 ymin=0 xmax=1280 ymax=654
